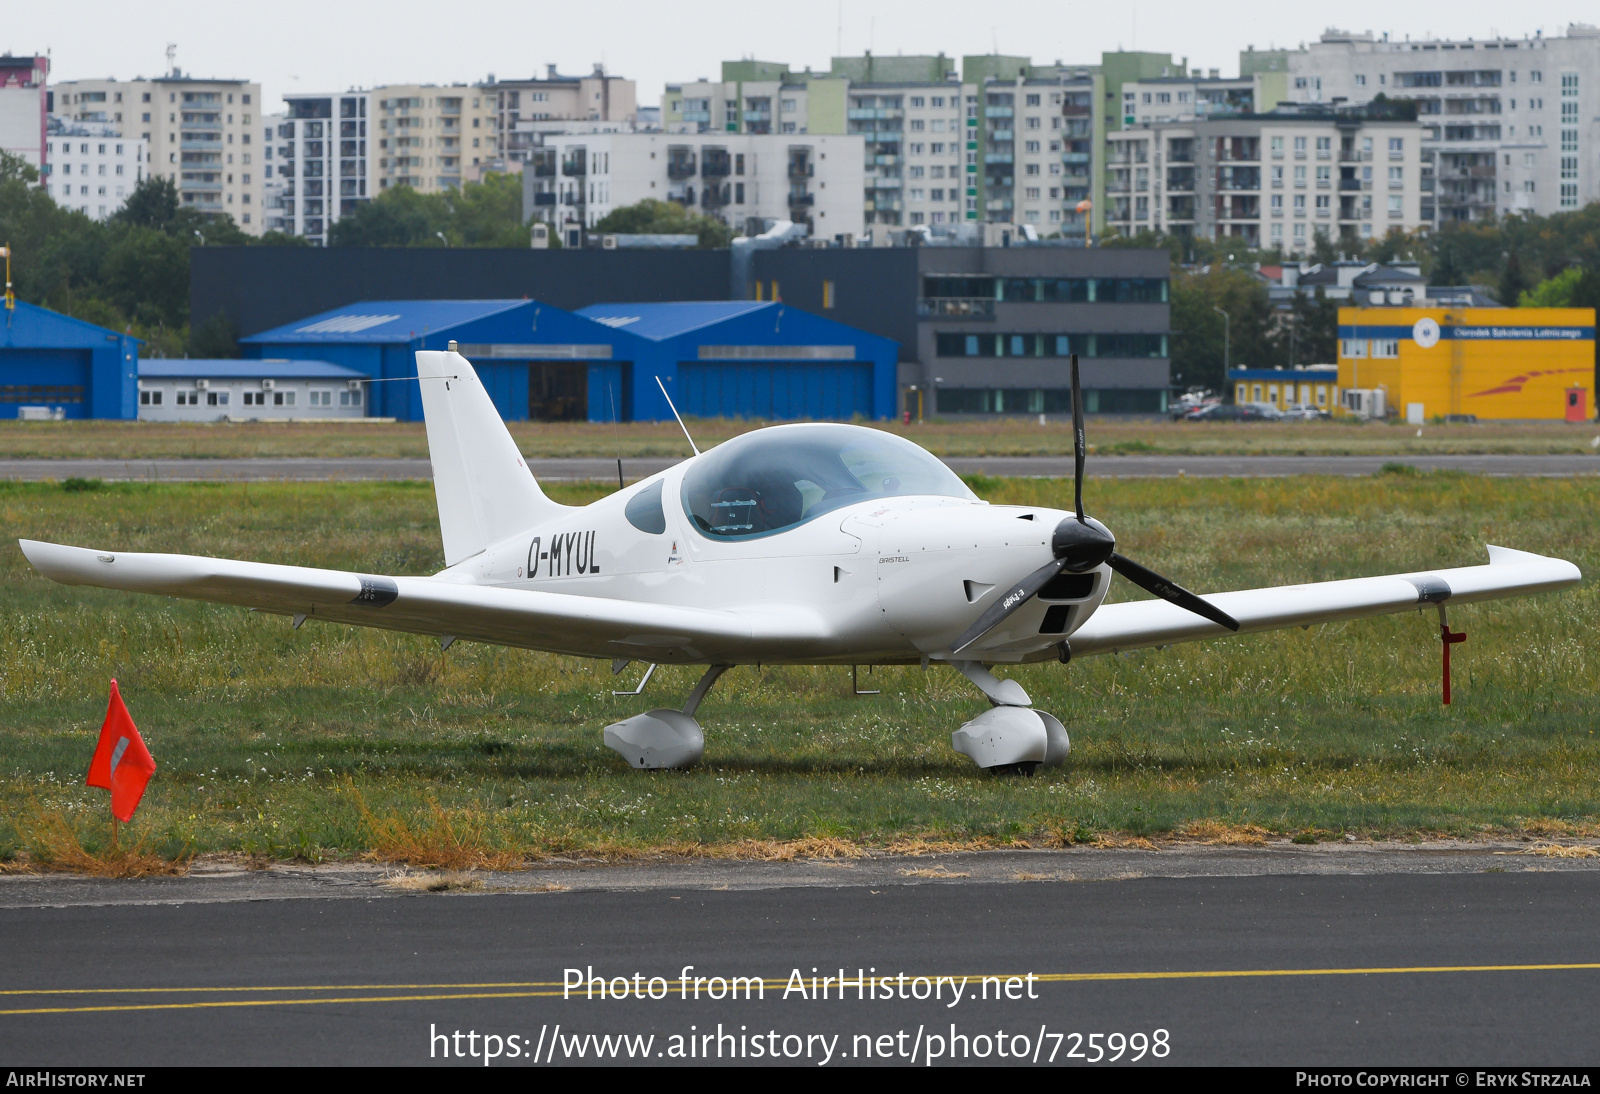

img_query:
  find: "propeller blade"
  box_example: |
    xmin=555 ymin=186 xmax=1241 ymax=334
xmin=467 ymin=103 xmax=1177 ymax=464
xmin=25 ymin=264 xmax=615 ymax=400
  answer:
xmin=951 ymin=556 xmax=1070 ymax=654
xmin=1107 ymin=553 xmax=1241 ymax=632
xmin=1071 ymin=352 xmax=1086 ymax=524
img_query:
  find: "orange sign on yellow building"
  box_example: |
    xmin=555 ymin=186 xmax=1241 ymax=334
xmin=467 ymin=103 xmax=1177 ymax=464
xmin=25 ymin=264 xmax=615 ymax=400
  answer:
xmin=1336 ymin=307 xmax=1595 ymax=421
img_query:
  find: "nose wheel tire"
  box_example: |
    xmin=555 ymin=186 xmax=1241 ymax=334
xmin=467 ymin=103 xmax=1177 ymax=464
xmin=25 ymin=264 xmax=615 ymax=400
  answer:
xmin=952 ymin=707 xmax=1069 ymax=771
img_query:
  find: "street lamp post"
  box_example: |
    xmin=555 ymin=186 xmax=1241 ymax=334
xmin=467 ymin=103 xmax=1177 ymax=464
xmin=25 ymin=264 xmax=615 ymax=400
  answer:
xmin=1212 ymin=305 xmax=1230 ymax=394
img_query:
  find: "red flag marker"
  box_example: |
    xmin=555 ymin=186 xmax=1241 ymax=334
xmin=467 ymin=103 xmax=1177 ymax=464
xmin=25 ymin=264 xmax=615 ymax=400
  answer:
xmin=85 ymin=680 xmax=156 ymax=822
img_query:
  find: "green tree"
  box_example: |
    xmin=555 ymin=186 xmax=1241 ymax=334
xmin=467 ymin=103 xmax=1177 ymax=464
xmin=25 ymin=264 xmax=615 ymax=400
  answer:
xmin=329 ymin=186 xmax=452 ymax=247
xmin=1518 ymin=266 xmax=1583 ymax=307
xmin=99 ymin=227 xmax=189 ymax=328
xmin=1500 ymin=250 xmax=1530 ymax=305
xmin=1170 ymin=266 xmax=1275 ymax=393
xmin=445 ymin=172 xmax=529 ymax=247
xmin=189 ymin=309 xmax=240 ymax=357
xmin=592 ymin=198 xmax=733 ymax=248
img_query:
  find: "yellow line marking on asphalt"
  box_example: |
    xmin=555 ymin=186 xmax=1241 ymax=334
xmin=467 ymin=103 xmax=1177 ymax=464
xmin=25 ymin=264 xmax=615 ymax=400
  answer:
xmin=3 ymin=963 xmax=1599 ymax=1016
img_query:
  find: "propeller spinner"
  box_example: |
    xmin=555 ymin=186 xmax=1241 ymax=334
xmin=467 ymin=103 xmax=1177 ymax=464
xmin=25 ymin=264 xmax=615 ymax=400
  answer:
xmin=951 ymin=354 xmax=1239 ymax=654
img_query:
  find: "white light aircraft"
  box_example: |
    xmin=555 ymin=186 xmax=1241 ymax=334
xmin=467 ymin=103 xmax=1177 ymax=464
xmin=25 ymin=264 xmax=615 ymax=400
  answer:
xmin=20 ymin=351 xmax=1582 ymax=773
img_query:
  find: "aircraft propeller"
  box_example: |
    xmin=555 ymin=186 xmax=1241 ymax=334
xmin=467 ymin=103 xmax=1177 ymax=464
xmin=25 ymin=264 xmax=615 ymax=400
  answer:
xmin=951 ymin=354 xmax=1239 ymax=654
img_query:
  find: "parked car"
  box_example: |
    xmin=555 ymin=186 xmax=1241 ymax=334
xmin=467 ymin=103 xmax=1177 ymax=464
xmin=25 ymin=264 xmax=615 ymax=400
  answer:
xmin=1280 ymin=403 xmax=1331 ymax=421
xmin=1240 ymin=402 xmax=1286 ymax=420
xmin=1184 ymin=403 xmax=1277 ymax=422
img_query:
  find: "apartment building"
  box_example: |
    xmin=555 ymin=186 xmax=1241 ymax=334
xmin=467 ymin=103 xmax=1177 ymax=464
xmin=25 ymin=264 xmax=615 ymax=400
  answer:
xmin=524 ymin=133 xmax=865 ymax=247
xmin=662 ymin=55 xmax=1099 ymax=237
xmin=373 ymin=84 xmax=494 ymax=194
xmin=1104 ymin=106 xmax=1427 ymax=251
xmin=271 ymin=92 xmax=370 ymax=244
xmin=52 ymin=70 xmax=263 ymax=233
xmin=42 ymin=118 xmax=146 ymax=219
xmin=1284 ymin=24 xmax=1600 ymax=221
xmin=0 ymin=55 xmax=48 ymax=173
xmin=260 ymin=112 xmax=287 ymax=232
xmin=490 ymin=65 xmax=637 ymax=165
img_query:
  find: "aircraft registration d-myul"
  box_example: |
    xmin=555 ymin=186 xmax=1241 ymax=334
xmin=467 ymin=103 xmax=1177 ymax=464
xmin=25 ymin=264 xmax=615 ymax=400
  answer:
xmin=21 ymin=350 xmax=1581 ymax=773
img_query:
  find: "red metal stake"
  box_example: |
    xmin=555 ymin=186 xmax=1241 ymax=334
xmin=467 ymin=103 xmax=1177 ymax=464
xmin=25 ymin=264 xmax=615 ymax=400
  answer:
xmin=1439 ymin=611 xmax=1467 ymax=705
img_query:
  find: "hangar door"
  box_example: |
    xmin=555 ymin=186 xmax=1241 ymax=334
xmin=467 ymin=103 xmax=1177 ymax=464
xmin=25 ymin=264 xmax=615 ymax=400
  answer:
xmin=462 ymin=359 xmax=588 ymax=421
xmin=0 ymin=349 xmax=91 ymax=420
xmin=678 ymin=361 xmax=873 ymax=420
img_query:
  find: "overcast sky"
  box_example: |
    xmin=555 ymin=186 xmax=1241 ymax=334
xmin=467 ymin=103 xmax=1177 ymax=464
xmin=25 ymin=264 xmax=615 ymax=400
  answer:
xmin=16 ymin=0 xmax=1592 ymax=112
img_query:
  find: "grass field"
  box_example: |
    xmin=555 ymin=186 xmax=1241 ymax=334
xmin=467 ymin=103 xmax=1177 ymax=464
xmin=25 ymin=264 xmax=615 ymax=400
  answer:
xmin=2 ymin=416 xmax=1598 ymax=461
xmin=0 ymin=473 xmax=1595 ymax=870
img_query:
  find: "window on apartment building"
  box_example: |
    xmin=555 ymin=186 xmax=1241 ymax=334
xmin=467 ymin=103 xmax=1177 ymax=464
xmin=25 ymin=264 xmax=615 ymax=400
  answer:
xmin=1270 ymin=194 xmax=1283 ymax=213
xmin=932 ymin=96 xmax=944 ymax=108
xmin=1026 ymin=94 xmax=1040 ymax=106
xmin=1294 ymin=194 xmax=1306 ymax=214
xmin=911 ymin=119 xmax=925 ymax=131
xmin=1156 ymin=93 xmax=1170 ymax=104
xmin=1024 ymin=140 xmax=1040 ymax=153
xmin=1388 ymin=137 xmax=1404 ymax=157
xmin=1294 ymin=136 xmax=1306 ymax=154
xmin=1024 ymin=163 xmax=1040 ymax=175
xmin=910 ymin=97 xmax=924 ymax=108
xmin=1141 ymin=93 xmax=1151 ymax=104
xmin=1389 ymin=166 xmax=1403 ymax=187
xmin=1294 ymin=165 xmax=1306 ymax=186
xmin=1355 ymin=75 xmax=1367 ymax=86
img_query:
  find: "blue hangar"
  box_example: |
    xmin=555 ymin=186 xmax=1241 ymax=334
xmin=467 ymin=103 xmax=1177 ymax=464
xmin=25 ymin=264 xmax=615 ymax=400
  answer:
xmin=0 ymin=301 xmax=139 ymax=420
xmin=240 ymin=299 xmax=898 ymax=423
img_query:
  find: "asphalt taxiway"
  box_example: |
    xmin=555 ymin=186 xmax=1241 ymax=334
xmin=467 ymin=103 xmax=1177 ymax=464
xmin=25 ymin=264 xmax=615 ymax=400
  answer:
xmin=3 ymin=846 xmax=1597 ymax=1066
xmin=1 ymin=453 xmax=1596 ymax=482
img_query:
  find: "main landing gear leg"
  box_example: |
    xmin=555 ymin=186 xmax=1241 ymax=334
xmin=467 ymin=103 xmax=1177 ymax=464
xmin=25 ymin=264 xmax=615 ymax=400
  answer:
xmin=603 ymin=664 xmax=730 ymax=770
xmin=947 ymin=660 xmax=1070 ymax=775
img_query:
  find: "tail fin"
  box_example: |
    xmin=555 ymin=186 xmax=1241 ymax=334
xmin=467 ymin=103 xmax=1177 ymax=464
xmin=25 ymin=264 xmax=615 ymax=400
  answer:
xmin=416 ymin=349 xmax=567 ymax=566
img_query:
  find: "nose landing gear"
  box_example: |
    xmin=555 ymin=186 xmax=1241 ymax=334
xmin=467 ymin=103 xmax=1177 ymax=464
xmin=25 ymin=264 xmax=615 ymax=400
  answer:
xmin=946 ymin=660 xmax=1070 ymax=774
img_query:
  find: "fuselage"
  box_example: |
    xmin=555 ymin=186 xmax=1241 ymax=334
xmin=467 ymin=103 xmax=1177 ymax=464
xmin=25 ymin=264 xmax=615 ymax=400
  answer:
xmin=437 ymin=424 xmax=1109 ymax=665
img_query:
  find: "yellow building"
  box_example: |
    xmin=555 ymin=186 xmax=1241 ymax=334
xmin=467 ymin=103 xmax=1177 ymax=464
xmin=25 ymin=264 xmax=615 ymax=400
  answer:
xmin=1337 ymin=307 xmax=1595 ymax=422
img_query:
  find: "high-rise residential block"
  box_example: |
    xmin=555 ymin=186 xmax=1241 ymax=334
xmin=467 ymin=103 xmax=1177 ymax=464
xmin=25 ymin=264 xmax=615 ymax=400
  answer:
xmin=662 ymin=55 xmax=1098 ymax=238
xmin=489 ymin=65 xmax=637 ymax=165
xmin=42 ymin=118 xmax=147 ymax=219
xmin=1283 ymin=24 xmax=1600 ymax=222
xmin=372 ymin=84 xmax=495 ymax=194
xmin=0 ymin=55 xmax=49 ymax=173
xmin=1104 ymin=106 xmax=1428 ymax=252
xmin=273 ymin=91 xmax=371 ymax=244
xmin=52 ymin=67 xmax=263 ymax=233
xmin=527 ymin=132 xmax=865 ymax=247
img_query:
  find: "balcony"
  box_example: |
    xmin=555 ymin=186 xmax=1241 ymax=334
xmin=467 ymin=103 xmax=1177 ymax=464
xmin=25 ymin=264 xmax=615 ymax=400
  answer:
xmin=1339 ymin=178 xmax=1362 ymax=191
xmin=788 ymin=192 xmax=815 ymax=207
xmin=788 ymin=160 xmax=814 ymax=179
xmin=702 ymin=150 xmax=731 ymax=177
xmin=531 ymin=192 xmax=556 ymax=206
xmin=919 ymin=298 xmax=994 ymax=320
xmin=989 ymin=129 xmax=1014 ymax=142
xmin=871 ymin=176 xmax=903 ymax=189
xmin=561 ymin=157 xmax=587 ymax=176
xmin=702 ymin=184 xmax=729 ymax=207
xmin=666 ymin=154 xmax=696 ymax=180
xmin=1062 ymin=151 xmax=1091 ymax=165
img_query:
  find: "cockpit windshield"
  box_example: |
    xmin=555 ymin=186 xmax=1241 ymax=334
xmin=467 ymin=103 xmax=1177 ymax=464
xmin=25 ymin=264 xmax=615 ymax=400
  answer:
xmin=681 ymin=424 xmax=977 ymax=539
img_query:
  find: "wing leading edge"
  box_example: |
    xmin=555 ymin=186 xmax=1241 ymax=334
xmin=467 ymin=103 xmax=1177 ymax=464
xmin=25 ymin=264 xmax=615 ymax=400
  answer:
xmin=1065 ymin=545 xmax=1581 ymax=658
xmin=17 ymin=540 xmax=824 ymax=663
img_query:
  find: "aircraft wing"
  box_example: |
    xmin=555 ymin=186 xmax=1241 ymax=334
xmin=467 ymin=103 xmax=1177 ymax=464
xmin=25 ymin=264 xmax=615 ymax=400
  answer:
xmin=17 ymin=540 xmax=820 ymax=663
xmin=1066 ymin=545 xmax=1580 ymax=658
